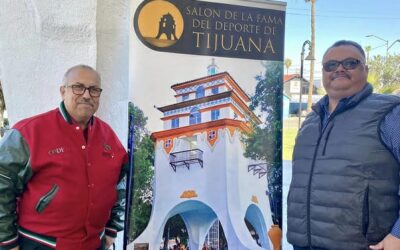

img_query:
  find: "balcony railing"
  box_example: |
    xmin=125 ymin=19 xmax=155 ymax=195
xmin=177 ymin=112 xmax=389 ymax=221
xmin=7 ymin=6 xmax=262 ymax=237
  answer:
xmin=169 ymin=149 xmax=203 ymax=172
xmin=248 ymin=163 xmax=267 ymax=178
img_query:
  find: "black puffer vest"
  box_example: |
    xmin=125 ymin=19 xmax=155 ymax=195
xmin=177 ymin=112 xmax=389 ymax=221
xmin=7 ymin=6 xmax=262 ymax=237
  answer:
xmin=287 ymin=85 xmax=400 ymax=250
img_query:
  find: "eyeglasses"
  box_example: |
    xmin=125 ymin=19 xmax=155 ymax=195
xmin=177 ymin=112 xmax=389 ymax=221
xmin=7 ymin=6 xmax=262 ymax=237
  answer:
xmin=322 ymin=58 xmax=362 ymax=72
xmin=66 ymin=84 xmax=102 ymax=97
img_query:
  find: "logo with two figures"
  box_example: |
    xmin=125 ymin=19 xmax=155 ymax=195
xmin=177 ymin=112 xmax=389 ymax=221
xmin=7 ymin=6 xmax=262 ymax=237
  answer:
xmin=135 ymin=0 xmax=184 ymax=48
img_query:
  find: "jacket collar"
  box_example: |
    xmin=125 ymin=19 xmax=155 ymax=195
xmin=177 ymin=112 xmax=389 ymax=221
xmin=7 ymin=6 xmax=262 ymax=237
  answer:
xmin=312 ymin=83 xmax=373 ymax=116
xmin=58 ymin=101 xmax=94 ymax=126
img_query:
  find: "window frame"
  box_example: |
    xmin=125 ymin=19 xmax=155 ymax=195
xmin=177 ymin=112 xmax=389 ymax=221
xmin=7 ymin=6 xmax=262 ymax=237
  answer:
xmin=211 ymin=109 xmax=220 ymax=121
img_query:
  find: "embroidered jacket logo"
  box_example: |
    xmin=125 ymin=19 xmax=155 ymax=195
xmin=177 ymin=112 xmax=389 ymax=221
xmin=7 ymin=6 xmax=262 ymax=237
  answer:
xmin=48 ymin=147 xmax=64 ymax=155
xmin=103 ymin=143 xmax=114 ymax=159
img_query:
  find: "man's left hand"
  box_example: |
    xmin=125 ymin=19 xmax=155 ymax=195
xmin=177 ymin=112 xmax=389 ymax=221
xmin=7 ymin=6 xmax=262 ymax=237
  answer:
xmin=370 ymin=234 xmax=400 ymax=250
xmin=105 ymin=235 xmax=115 ymax=250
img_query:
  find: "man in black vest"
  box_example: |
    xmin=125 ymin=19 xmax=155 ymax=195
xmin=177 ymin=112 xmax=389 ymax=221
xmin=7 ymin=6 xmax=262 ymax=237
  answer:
xmin=287 ymin=40 xmax=400 ymax=250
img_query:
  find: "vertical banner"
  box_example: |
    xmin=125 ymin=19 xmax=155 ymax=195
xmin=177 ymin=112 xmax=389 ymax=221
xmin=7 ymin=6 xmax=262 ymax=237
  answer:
xmin=128 ymin=0 xmax=285 ymax=249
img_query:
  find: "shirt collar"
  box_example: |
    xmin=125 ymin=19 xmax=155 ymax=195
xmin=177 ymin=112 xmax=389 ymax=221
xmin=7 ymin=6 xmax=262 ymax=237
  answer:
xmin=58 ymin=101 xmax=94 ymax=126
xmin=321 ymin=95 xmax=351 ymax=116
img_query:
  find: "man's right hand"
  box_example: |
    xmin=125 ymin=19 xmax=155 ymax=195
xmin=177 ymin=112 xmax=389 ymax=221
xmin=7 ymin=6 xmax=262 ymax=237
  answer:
xmin=10 ymin=247 xmax=19 ymax=250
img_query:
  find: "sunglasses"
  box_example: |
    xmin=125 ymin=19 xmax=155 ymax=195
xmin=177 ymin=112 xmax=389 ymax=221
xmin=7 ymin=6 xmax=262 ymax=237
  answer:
xmin=322 ymin=58 xmax=362 ymax=72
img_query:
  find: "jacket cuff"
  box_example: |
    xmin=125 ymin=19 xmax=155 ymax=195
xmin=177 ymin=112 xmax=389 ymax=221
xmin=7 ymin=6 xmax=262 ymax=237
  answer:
xmin=0 ymin=236 xmax=18 ymax=250
xmin=105 ymin=227 xmax=118 ymax=238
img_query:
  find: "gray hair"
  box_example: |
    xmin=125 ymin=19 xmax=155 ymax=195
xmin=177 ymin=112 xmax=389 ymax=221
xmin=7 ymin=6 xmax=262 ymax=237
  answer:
xmin=323 ymin=40 xmax=366 ymax=62
xmin=62 ymin=64 xmax=101 ymax=85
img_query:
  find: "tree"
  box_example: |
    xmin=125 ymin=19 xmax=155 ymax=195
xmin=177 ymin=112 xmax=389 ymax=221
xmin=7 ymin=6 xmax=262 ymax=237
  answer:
xmin=242 ymin=61 xmax=283 ymax=227
xmin=284 ymin=58 xmax=292 ymax=75
xmin=368 ymin=54 xmax=400 ymax=93
xmin=305 ymin=0 xmax=316 ymax=113
xmin=128 ymin=104 xmax=155 ymax=241
xmin=365 ymin=45 xmax=372 ymax=64
xmin=162 ymin=215 xmax=189 ymax=249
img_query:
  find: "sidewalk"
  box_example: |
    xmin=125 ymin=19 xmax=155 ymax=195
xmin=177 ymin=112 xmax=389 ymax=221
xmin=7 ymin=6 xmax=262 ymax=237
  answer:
xmin=282 ymin=160 xmax=292 ymax=250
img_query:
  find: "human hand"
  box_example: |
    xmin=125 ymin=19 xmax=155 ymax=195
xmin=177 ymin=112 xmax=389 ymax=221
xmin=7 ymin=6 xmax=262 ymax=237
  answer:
xmin=105 ymin=235 xmax=115 ymax=250
xmin=370 ymin=234 xmax=400 ymax=250
xmin=10 ymin=247 xmax=19 ymax=250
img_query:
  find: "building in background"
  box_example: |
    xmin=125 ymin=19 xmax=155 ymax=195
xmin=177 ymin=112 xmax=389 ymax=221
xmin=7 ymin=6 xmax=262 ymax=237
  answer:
xmin=283 ymin=74 xmax=322 ymax=116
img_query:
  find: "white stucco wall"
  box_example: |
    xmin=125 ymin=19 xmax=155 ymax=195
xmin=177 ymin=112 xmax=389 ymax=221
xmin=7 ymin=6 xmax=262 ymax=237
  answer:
xmin=0 ymin=1 xmax=97 ymax=125
xmin=0 ymin=0 xmax=128 ymax=140
xmin=96 ymin=0 xmax=129 ymax=145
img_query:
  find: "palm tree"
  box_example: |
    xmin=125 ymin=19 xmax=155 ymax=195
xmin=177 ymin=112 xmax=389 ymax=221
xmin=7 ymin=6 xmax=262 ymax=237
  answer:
xmin=305 ymin=0 xmax=316 ymax=113
xmin=284 ymin=58 xmax=292 ymax=75
xmin=365 ymin=45 xmax=372 ymax=64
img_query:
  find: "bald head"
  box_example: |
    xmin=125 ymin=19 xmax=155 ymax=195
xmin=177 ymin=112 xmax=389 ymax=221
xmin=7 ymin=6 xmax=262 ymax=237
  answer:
xmin=62 ymin=64 xmax=101 ymax=86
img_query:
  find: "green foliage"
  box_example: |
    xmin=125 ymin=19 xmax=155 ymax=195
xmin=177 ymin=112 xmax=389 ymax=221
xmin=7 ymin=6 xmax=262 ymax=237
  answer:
xmin=316 ymin=86 xmax=326 ymax=95
xmin=242 ymin=61 xmax=283 ymax=226
xmin=283 ymin=127 xmax=298 ymax=161
xmin=245 ymin=61 xmax=283 ymax=160
xmin=128 ymin=104 xmax=155 ymax=240
xmin=128 ymin=103 xmax=149 ymax=142
xmin=162 ymin=215 xmax=189 ymax=248
xmin=368 ymin=54 xmax=400 ymax=93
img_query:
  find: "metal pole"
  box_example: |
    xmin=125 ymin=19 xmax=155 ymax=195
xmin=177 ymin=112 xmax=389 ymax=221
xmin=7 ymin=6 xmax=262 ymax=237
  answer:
xmin=298 ymin=45 xmax=305 ymax=129
xmin=123 ymin=102 xmax=135 ymax=249
xmin=366 ymin=34 xmax=390 ymax=58
xmin=388 ymin=40 xmax=400 ymax=52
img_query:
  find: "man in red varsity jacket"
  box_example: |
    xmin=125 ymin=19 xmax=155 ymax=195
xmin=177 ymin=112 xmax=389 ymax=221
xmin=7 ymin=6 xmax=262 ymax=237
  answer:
xmin=0 ymin=65 xmax=128 ymax=250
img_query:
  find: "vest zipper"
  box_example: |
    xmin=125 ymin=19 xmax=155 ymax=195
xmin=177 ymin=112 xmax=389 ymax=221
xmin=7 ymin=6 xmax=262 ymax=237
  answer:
xmin=307 ymin=116 xmax=332 ymax=248
xmin=307 ymin=133 xmax=323 ymax=248
xmin=322 ymin=122 xmax=334 ymax=156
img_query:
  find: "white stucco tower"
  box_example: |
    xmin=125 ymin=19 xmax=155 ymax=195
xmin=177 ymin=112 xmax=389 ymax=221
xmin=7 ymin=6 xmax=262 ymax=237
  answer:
xmin=132 ymin=62 xmax=273 ymax=250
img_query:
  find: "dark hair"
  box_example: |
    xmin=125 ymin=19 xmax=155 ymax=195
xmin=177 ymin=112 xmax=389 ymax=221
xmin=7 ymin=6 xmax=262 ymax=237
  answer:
xmin=323 ymin=40 xmax=366 ymax=62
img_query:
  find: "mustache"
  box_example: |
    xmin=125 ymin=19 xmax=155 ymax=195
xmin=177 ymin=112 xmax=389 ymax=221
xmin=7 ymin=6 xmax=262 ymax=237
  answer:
xmin=330 ymin=72 xmax=351 ymax=80
xmin=77 ymin=99 xmax=94 ymax=106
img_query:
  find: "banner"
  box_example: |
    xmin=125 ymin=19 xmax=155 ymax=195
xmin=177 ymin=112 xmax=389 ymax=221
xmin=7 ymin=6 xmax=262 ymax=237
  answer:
xmin=133 ymin=0 xmax=284 ymax=60
xmin=127 ymin=0 xmax=285 ymax=249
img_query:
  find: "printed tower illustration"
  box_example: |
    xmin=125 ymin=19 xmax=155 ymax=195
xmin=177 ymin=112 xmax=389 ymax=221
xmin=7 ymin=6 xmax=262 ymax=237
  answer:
xmin=133 ymin=61 xmax=273 ymax=250
xmin=155 ymin=13 xmax=178 ymax=40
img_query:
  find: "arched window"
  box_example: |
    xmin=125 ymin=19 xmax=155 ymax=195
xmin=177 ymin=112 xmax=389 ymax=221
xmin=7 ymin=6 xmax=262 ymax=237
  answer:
xmin=195 ymin=86 xmax=205 ymax=99
xmin=189 ymin=107 xmax=201 ymax=125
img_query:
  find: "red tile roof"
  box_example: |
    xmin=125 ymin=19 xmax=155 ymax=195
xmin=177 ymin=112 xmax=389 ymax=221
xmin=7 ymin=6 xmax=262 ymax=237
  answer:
xmin=284 ymin=74 xmax=300 ymax=82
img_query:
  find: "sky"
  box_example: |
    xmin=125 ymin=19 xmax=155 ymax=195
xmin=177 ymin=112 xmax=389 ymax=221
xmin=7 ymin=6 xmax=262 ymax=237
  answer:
xmin=281 ymin=0 xmax=400 ymax=82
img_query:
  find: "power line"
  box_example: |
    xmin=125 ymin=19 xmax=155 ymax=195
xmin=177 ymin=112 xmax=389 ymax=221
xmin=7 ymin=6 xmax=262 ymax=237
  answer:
xmin=286 ymin=12 xmax=400 ymax=20
xmin=287 ymin=7 xmax=398 ymax=16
